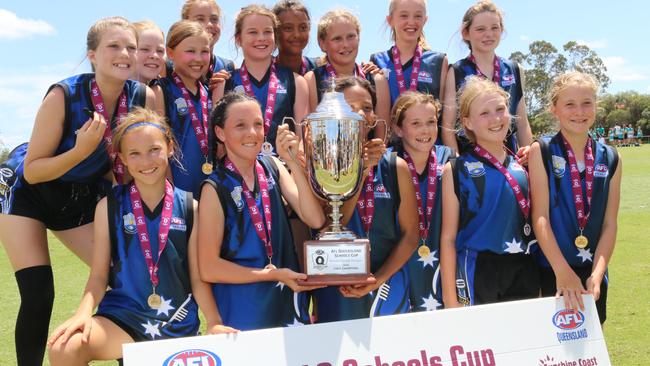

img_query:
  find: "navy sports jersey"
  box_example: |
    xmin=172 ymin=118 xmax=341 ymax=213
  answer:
xmin=300 ymin=56 xmax=318 ymax=75
xmin=451 ymin=150 xmax=534 ymax=304
xmin=312 ymin=63 xmax=374 ymax=103
xmin=537 ymin=134 xmax=618 ymax=268
xmin=452 ymin=57 xmax=523 ymax=152
xmin=225 ymin=62 xmax=296 ymax=152
xmin=53 ymin=73 xmax=146 ymax=183
xmin=394 ymin=145 xmax=452 ymax=311
xmin=156 ymin=75 xmax=212 ymax=196
xmin=370 ymin=48 xmax=445 ymax=104
xmin=206 ymin=54 xmax=235 ymax=81
xmin=312 ymin=151 xmax=410 ymax=323
xmin=204 ymin=156 xmax=309 ymax=330
xmin=97 ymin=184 xmax=199 ymax=341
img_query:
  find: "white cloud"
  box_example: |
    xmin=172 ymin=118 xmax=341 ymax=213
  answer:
xmin=576 ymin=39 xmax=607 ymax=49
xmin=519 ymin=35 xmax=530 ymax=42
xmin=0 ymin=9 xmax=55 ymax=40
xmin=603 ymin=56 xmax=649 ymax=82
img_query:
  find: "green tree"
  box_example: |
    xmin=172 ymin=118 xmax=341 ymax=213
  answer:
xmin=606 ymin=109 xmax=632 ymax=126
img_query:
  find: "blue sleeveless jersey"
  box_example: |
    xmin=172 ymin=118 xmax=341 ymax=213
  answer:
xmin=370 ymin=48 xmax=445 ymax=104
xmin=312 ymin=64 xmax=374 ymax=103
xmin=51 ymin=73 xmax=145 ymax=183
xmin=312 ymin=151 xmax=410 ymax=322
xmin=97 ymin=185 xmax=199 ymax=340
xmin=452 ymin=57 xmax=523 ymax=151
xmin=395 ymin=145 xmax=452 ymax=311
xmin=156 ymin=75 xmax=212 ymax=196
xmin=208 ymin=54 xmax=235 ymax=78
xmin=537 ymin=134 xmax=618 ymax=268
xmin=204 ymin=156 xmax=309 ymax=330
xmin=225 ymin=63 xmax=296 ymax=152
xmin=301 ymin=56 xmax=318 ymax=75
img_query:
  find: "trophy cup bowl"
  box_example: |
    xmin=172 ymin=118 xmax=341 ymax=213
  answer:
xmin=290 ymin=90 xmax=377 ymax=286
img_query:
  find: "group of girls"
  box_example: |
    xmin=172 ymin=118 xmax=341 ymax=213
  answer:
xmin=0 ymin=0 xmax=621 ymax=365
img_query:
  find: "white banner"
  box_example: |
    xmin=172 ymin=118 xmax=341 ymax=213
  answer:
xmin=123 ymin=295 xmax=610 ymax=366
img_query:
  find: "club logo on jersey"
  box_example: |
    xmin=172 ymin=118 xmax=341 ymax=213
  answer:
xmin=123 ymin=212 xmax=137 ymax=234
xmin=501 ymin=73 xmax=515 ymax=87
xmin=170 ymin=217 xmax=186 ymax=232
xmin=464 ymin=161 xmax=485 ymax=177
xmin=174 ymin=98 xmax=188 ymax=116
xmin=374 ymin=184 xmax=391 ymax=199
xmin=552 ymin=309 xmax=588 ymax=343
xmin=417 ymin=71 xmax=433 ymax=83
xmin=233 ymin=85 xmax=246 ymax=95
xmin=231 ymin=186 xmax=244 ymax=211
xmin=437 ymin=164 xmax=444 ymax=177
xmin=594 ymin=164 xmax=609 ymax=178
xmin=276 ymin=84 xmax=287 ymax=94
xmin=552 ymin=155 xmax=566 ymax=178
xmin=381 ymin=68 xmax=391 ymax=79
xmin=163 ymin=349 xmax=221 ymax=366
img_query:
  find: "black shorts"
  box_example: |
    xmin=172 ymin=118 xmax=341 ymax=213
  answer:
xmin=474 ymin=251 xmax=540 ymax=305
xmin=2 ymin=176 xmax=103 ymax=231
xmin=539 ymin=266 xmax=608 ymax=324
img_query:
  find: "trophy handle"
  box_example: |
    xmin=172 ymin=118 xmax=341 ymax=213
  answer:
xmin=281 ymin=116 xmax=299 ymax=161
xmin=368 ymin=119 xmax=388 ymax=144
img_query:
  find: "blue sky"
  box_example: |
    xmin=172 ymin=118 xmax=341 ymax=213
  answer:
xmin=0 ymin=0 xmax=648 ymax=149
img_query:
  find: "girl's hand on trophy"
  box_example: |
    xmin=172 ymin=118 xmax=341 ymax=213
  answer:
xmin=208 ymin=70 xmax=231 ymax=91
xmin=339 ymin=281 xmax=380 ymax=298
xmin=272 ymin=268 xmax=325 ymax=292
xmin=362 ymin=138 xmax=386 ymax=175
xmin=276 ymin=124 xmax=300 ymax=164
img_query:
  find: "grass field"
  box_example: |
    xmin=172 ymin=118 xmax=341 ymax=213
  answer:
xmin=1 ymin=145 xmax=648 ymax=365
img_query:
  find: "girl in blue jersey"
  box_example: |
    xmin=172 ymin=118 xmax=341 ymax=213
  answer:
xmin=133 ymin=21 xmax=166 ymax=84
xmin=181 ymin=0 xmax=235 ymax=86
xmin=211 ymin=5 xmax=309 ymax=157
xmin=197 ymin=93 xmax=326 ymax=330
xmin=370 ymin=0 xmax=448 ymax=113
xmin=311 ymin=77 xmax=419 ymax=322
xmin=304 ymin=10 xmax=391 ymax=138
xmin=440 ymin=77 xmax=539 ymax=308
xmin=153 ymin=21 xmax=212 ymax=196
xmin=47 ymin=108 xmax=235 ymax=365
xmin=529 ymin=72 xmax=621 ymax=323
xmin=441 ymin=1 xmax=532 ymax=155
xmin=0 ymin=17 xmax=154 ymax=366
xmin=390 ymin=92 xmax=453 ymax=311
xmin=273 ymin=0 xmax=318 ymax=76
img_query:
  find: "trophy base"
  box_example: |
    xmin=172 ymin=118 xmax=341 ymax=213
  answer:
xmin=299 ymin=239 xmax=373 ymax=286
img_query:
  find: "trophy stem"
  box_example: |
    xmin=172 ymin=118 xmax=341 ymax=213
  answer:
xmin=316 ymin=198 xmax=357 ymax=240
xmin=329 ymin=199 xmax=343 ymax=232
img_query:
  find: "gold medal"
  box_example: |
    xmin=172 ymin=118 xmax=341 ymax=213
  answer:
xmin=147 ymin=293 xmax=162 ymax=309
xmin=418 ymin=245 xmax=431 ymax=258
xmin=574 ymin=235 xmax=589 ymax=249
xmin=202 ymin=162 xmax=213 ymax=175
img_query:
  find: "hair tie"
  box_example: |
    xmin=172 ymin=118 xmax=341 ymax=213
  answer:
xmin=124 ymin=121 xmax=167 ymax=134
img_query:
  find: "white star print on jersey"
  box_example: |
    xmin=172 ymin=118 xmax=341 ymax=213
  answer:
xmin=418 ymin=250 xmax=438 ymax=268
xmin=420 ymin=294 xmax=441 ymax=311
xmin=156 ymin=296 xmax=175 ymax=316
xmin=503 ymin=238 xmax=524 ymax=254
xmin=576 ymin=248 xmax=593 ymax=263
xmin=141 ymin=320 xmax=161 ymax=339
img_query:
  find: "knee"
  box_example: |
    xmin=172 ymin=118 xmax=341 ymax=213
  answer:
xmin=48 ymin=333 xmax=88 ymax=366
xmin=15 ymin=265 xmax=55 ymax=309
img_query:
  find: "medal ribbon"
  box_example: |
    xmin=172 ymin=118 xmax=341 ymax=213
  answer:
xmin=392 ymin=45 xmax=423 ymax=94
xmin=171 ymin=72 xmax=209 ymax=159
xmin=89 ymin=79 xmax=127 ymax=183
xmin=130 ymin=180 xmax=174 ymax=289
xmin=239 ymin=60 xmax=278 ymax=137
xmin=473 ymin=145 xmax=530 ymax=220
xmin=300 ymin=57 xmax=308 ymax=76
xmin=468 ymin=54 xmax=501 ymax=84
xmin=561 ymin=134 xmax=594 ymax=232
xmin=403 ymin=149 xmax=437 ymax=241
xmin=325 ymin=60 xmax=366 ymax=79
xmin=356 ymin=169 xmax=375 ymax=235
xmin=224 ymin=158 xmax=274 ymax=260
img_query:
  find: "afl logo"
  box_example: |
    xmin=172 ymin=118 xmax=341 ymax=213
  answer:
xmin=552 ymin=309 xmax=585 ymax=330
xmin=163 ymin=349 xmax=221 ymax=366
xmin=464 ymin=161 xmax=485 ymax=177
xmin=594 ymin=163 xmax=609 ymax=178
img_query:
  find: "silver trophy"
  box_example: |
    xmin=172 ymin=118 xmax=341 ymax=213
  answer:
xmin=285 ymin=90 xmax=382 ymax=285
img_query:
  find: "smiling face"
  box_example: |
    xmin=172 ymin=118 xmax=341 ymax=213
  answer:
xmin=462 ymin=11 xmax=502 ymax=54
xmin=387 ymin=0 xmax=427 ymax=45
xmin=318 ymin=20 xmax=359 ymax=67
xmin=552 ymin=85 xmax=597 ymax=137
xmin=88 ymin=27 xmax=137 ymax=81
xmin=395 ymin=102 xmax=438 ymax=155
xmin=462 ymin=91 xmax=510 ymax=146
xmin=236 ymin=13 xmax=276 ymax=62
xmin=186 ymin=1 xmax=221 ymax=47
xmin=277 ymin=9 xmax=310 ymax=56
xmin=167 ymin=35 xmax=211 ymax=85
xmin=215 ymin=100 xmax=265 ymax=161
xmin=135 ymin=28 xmax=165 ymax=82
xmin=119 ymin=125 xmax=172 ymax=186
